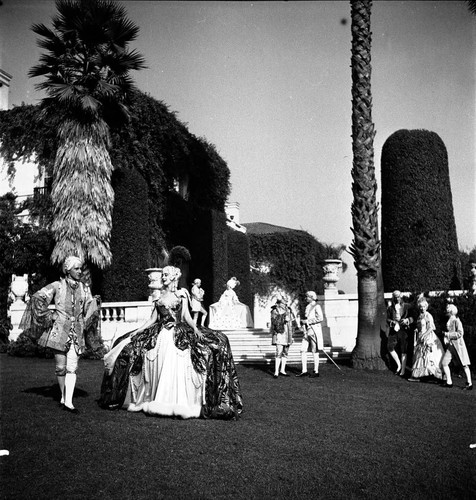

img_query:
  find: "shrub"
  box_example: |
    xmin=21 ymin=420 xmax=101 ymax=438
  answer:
xmin=381 ymin=129 xmax=462 ymax=292
xmin=99 ymin=167 xmax=150 ymax=301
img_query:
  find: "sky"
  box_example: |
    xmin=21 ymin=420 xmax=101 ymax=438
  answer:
xmin=0 ymin=0 xmax=475 ymax=293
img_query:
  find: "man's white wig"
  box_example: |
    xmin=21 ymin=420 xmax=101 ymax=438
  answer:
xmin=63 ymin=256 xmax=83 ymax=275
xmin=306 ymin=291 xmax=317 ymax=300
xmin=227 ymin=277 xmax=240 ymax=287
xmin=447 ymin=304 xmax=458 ymax=315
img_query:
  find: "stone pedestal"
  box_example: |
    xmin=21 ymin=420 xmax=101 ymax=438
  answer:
xmin=8 ymin=274 xmax=29 ymax=342
xmin=318 ymin=293 xmax=358 ymax=351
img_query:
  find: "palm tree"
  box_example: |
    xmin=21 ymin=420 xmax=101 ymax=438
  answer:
xmin=348 ymin=0 xmax=386 ymax=369
xmin=29 ymin=0 xmax=146 ymax=271
xmin=466 ymin=0 xmax=476 ymax=16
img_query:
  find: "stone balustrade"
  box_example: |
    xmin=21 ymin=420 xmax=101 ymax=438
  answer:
xmin=7 ymin=284 xmax=469 ymax=363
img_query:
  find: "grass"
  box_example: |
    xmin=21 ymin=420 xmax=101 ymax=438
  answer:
xmin=0 ymin=354 xmax=475 ymax=500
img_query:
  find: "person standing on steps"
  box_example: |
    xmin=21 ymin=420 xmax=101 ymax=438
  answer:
xmin=296 ymin=291 xmax=323 ymax=378
xmin=191 ymin=278 xmax=207 ymax=327
xmin=20 ymin=256 xmax=98 ymax=413
xmin=270 ymin=293 xmax=297 ymax=378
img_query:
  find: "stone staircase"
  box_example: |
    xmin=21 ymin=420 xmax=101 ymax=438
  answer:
xmin=223 ymin=328 xmax=351 ymax=365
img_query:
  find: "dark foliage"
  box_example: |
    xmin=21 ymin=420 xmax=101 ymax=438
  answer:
xmin=248 ymin=230 xmax=327 ymax=313
xmin=6 ymin=332 xmax=55 ymax=358
xmin=0 ymin=194 xmax=57 ymax=328
xmin=163 ymin=195 xmax=246 ymax=307
xmin=0 ymin=104 xmax=58 ymax=180
xmin=99 ymin=167 xmax=150 ymax=301
xmin=0 ymin=92 xmax=231 ymax=302
xmin=459 ymin=246 xmax=476 ymax=290
xmin=381 ymin=129 xmax=462 ymax=292
xmin=109 ymin=90 xmax=231 ymax=263
xmin=226 ymin=229 xmax=253 ymax=312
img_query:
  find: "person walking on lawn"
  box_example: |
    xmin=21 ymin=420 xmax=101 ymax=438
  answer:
xmin=386 ymin=290 xmax=414 ymax=376
xmin=296 ymin=291 xmax=324 ymax=378
xmin=441 ymin=304 xmax=473 ymax=390
xmin=20 ymin=256 xmax=98 ymax=413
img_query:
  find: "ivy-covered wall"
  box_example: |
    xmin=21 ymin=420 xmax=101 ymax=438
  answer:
xmin=248 ymin=230 xmax=327 ymax=314
xmin=108 ymin=90 xmax=231 ymax=264
xmin=0 ymin=91 xmax=232 ymax=303
xmin=381 ymin=129 xmax=462 ymax=292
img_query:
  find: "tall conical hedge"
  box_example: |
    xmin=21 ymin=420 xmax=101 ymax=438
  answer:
xmin=381 ymin=129 xmax=462 ymax=292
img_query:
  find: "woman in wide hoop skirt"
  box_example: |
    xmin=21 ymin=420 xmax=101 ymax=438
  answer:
xmin=98 ymin=266 xmax=243 ymax=420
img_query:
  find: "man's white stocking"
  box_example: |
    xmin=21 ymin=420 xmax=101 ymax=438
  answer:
xmin=313 ymin=353 xmax=320 ymax=374
xmin=280 ymin=357 xmax=287 ymax=374
xmin=57 ymin=375 xmax=65 ymax=404
xmin=64 ymin=373 xmax=77 ymax=409
xmin=301 ymin=352 xmax=308 ymax=373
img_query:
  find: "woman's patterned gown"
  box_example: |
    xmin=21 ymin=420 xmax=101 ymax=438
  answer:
xmin=98 ymin=292 xmax=243 ymax=420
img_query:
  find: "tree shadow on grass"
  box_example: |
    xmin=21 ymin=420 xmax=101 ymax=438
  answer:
xmin=22 ymin=384 xmax=88 ymax=402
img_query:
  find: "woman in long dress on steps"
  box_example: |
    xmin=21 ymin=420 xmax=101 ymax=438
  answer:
xmin=98 ymin=266 xmax=243 ymax=419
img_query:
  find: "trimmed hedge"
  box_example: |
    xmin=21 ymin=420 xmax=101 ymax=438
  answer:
xmin=99 ymin=167 xmax=150 ymax=301
xmin=381 ymin=129 xmax=462 ymax=292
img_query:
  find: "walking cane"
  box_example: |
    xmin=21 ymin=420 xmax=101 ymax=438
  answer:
xmin=306 ymin=324 xmax=344 ymax=374
xmin=321 ymin=347 xmax=343 ymax=373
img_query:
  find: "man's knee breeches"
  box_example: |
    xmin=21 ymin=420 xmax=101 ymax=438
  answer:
xmin=387 ymin=330 xmax=408 ymax=353
xmin=54 ymin=346 xmax=79 ymax=375
xmin=301 ymin=336 xmax=317 ymax=353
xmin=276 ymin=345 xmax=290 ymax=358
xmin=441 ymin=349 xmax=452 ymax=368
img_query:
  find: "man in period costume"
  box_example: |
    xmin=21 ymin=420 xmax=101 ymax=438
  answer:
xmin=296 ymin=291 xmax=324 ymax=378
xmin=21 ymin=256 xmax=98 ymax=413
xmin=387 ymin=290 xmax=414 ymax=376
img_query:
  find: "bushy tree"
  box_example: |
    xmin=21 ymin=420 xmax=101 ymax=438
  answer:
xmin=29 ymin=0 xmax=146 ymax=269
xmin=381 ymin=129 xmax=462 ymax=292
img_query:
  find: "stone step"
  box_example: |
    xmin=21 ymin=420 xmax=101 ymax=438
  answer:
xmin=221 ymin=328 xmax=351 ymax=365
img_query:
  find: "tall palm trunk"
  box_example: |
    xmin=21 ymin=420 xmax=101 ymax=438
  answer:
xmin=349 ymin=0 xmax=386 ymax=369
xmin=51 ymin=119 xmax=114 ymax=268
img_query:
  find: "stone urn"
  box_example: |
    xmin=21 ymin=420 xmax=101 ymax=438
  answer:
xmin=145 ymin=268 xmax=163 ymax=301
xmin=10 ymin=274 xmax=29 ymax=302
xmin=322 ymin=259 xmax=342 ymax=292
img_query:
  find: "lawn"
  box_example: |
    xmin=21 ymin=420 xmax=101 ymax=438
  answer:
xmin=0 ymin=354 xmax=474 ymax=500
